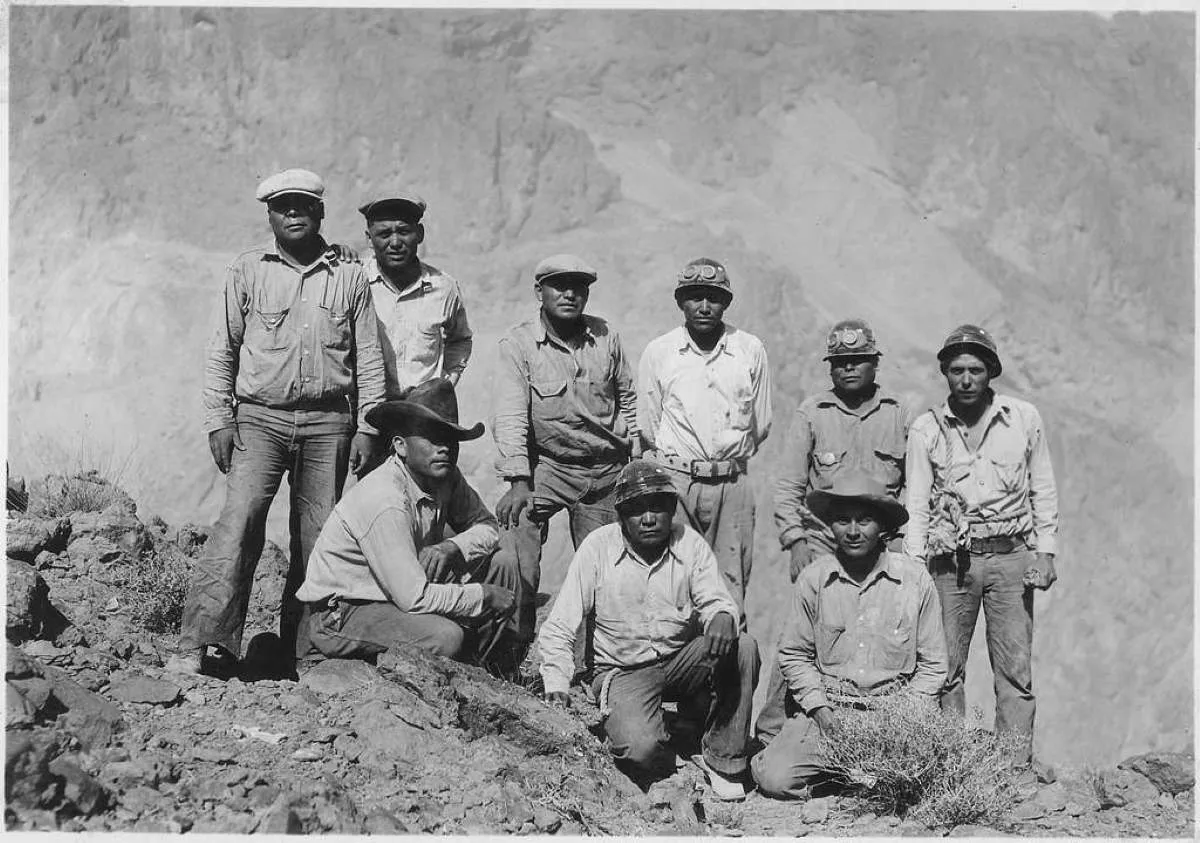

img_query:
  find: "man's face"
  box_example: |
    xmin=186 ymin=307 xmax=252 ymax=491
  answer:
xmin=395 ymin=422 xmax=459 ymax=482
xmin=618 ymin=493 xmax=677 ymax=556
xmin=943 ymin=352 xmax=992 ymax=408
xmin=676 ymin=288 xmax=730 ymax=337
xmin=828 ymin=502 xmax=884 ymax=560
xmin=366 ymin=218 xmax=423 ymax=275
xmin=829 ymin=355 xmax=879 ymax=396
xmin=267 ymin=195 xmax=322 ymax=245
xmin=536 ymin=277 xmax=590 ymax=322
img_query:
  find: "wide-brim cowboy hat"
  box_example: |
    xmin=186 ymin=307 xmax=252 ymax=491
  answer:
xmin=806 ymin=468 xmax=909 ymax=533
xmin=365 ymin=378 xmax=484 ymax=441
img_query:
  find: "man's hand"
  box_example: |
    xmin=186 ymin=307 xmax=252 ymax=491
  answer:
xmin=496 ymin=479 xmax=533 ymax=529
xmin=544 ymin=691 xmax=571 ymax=708
xmin=418 ymin=541 xmax=465 ymax=584
xmin=480 ymin=584 xmax=516 ymax=617
xmin=348 ymin=432 xmax=378 ymax=478
xmin=1023 ymin=553 xmax=1057 ymax=591
xmin=813 ymin=706 xmax=838 ymax=737
xmin=326 ymin=243 xmax=361 ymax=263
xmin=208 ymin=427 xmax=245 ymax=474
xmin=703 ymin=612 xmax=738 ymax=659
xmin=788 ymin=542 xmax=813 ymax=583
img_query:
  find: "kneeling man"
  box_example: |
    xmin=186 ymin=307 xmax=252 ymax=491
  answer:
xmin=297 ymin=378 xmax=517 ymax=663
xmin=537 ymin=460 xmax=760 ymax=800
xmin=752 ymin=469 xmax=947 ymax=799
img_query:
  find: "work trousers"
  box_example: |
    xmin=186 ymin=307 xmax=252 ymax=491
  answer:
xmin=593 ymin=634 xmax=760 ymax=780
xmin=661 ymin=466 xmax=756 ymax=616
xmin=179 ymin=403 xmax=352 ymax=660
xmin=303 ymin=549 xmax=521 ymax=662
xmin=497 ymin=457 xmax=624 ymax=642
xmin=931 ymin=546 xmax=1036 ymax=764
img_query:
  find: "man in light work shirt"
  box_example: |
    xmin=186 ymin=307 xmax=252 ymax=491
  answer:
xmin=756 ymin=318 xmax=912 ymax=745
xmin=492 ymin=254 xmax=639 ymax=647
xmin=297 ymin=379 xmax=517 ymax=663
xmin=638 ymin=258 xmax=772 ymax=611
xmin=538 ymin=460 xmax=759 ymax=800
xmin=175 ymin=168 xmax=387 ymax=676
xmin=752 ymin=469 xmax=947 ymax=798
xmin=358 ymin=192 xmax=473 ymax=397
xmin=904 ymin=324 xmax=1058 ymax=766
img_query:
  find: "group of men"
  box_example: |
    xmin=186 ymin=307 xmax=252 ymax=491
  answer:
xmin=171 ymin=167 xmax=1060 ymax=802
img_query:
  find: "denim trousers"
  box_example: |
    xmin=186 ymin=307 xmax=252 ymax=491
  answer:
xmin=593 ymin=634 xmax=761 ymax=779
xmin=180 ymin=403 xmax=352 ymax=659
xmin=495 ymin=456 xmax=624 ymax=642
xmin=931 ymin=547 xmax=1036 ymax=763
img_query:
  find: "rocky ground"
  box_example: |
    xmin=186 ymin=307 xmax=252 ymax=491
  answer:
xmin=6 ymin=473 xmax=1196 ymax=836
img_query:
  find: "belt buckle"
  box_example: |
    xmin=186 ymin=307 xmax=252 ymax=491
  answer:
xmin=690 ymin=459 xmax=711 ymax=479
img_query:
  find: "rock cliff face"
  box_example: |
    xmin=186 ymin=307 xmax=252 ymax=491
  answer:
xmin=9 ymin=8 xmax=1193 ymax=765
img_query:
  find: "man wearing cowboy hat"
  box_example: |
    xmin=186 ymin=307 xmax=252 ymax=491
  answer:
xmin=175 ymin=167 xmax=387 ymax=676
xmin=538 ymin=460 xmax=759 ymax=801
xmin=492 ymin=254 xmax=639 ymax=649
xmin=358 ymin=192 xmax=474 ymax=399
xmin=751 ymin=469 xmax=947 ymax=799
xmin=904 ymin=324 xmax=1059 ymax=766
xmin=757 ymin=318 xmax=913 ymax=745
xmin=295 ymin=378 xmax=518 ymax=664
xmin=637 ymin=257 xmax=772 ymax=612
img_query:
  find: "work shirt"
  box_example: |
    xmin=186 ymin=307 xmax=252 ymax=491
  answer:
xmin=637 ymin=325 xmax=773 ymax=463
xmin=775 ymin=387 xmax=913 ymax=553
xmin=493 ymin=314 xmax=638 ymax=479
xmin=296 ymin=455 xmax=499 ymax=619
xmin=537 ymin=522 xmax=740 ymax=696
xmin=903 ymin=392 xmax=1059 ymax=559
xmin=364 ymin=257 xmax=473 ymax=397
xmin=777 ymin=551 xmax=947 ymax=714
xmin=202 ymin=239 xmax=386 ymax=434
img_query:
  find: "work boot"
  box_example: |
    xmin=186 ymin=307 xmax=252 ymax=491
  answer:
xmin=164 ymin=647 xmax=204 ymax=676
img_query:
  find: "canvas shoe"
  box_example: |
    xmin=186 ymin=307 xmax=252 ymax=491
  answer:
xmin=691 ymin=754 xmax=747 ymax=802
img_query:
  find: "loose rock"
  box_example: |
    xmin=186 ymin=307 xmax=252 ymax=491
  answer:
xmin=1120 ymin=751 xmax=1195 ymax=795
xmin=108 ymin=675 xmax=181 ymax=705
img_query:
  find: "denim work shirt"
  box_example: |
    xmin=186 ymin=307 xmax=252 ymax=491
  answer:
xmin=202 ymin=239 xmax=386 ymax=434
xmin=637 ymin=325 xmax=773 ymax=463
xmin=365 ymin=258 xmax=473 ymax=398
xmin=296 ymin=455 xmax=500 ymax=619
xmin=777 ymin=552 xmax=947 ymax=714
xmin=903 ymin=392 xmax=1059 ymax=559
xmin=537 ymin=522 xmax=740 ymax=696
xmin=774 ymin=387 xmax=913 ymax=553
xmin=493 ymin=314 xmax=638 ymax=479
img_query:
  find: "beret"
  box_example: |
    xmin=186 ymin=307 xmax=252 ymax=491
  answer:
xmin=255 ymin=168 xmax=325 ymax=203
xmin=533 ymin=254 xmax=598 ymax=285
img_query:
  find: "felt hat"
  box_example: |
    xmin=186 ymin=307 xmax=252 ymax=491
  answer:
xmin=806 ymin=468 xmax=909 ymax=533
xmin=365 ymin=378 xmax=484 ymax=441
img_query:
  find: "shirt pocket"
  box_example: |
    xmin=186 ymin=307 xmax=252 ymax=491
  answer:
xmin=247 ymin=307 xmax=291 ymax=352
xmin=872 ymin=447 xmax=906 ymax=494
xmin=816 ymin=622 xmax=852 ymax=666
xmin=811 ymin=448 xmax=848 ymax=488
xmin=530 ymin=379 xmax=571 ymax=422
xmin=321 ymin=308 xmax=352 ymax=351
xmin=989 ymin=454 xmax=1027 ymax=494
xmin=875 ymin=627 xmax=913 ymax=671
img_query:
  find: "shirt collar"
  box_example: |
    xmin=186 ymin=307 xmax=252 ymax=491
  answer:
xmin=535 ymin=313 xmax=595 ymax=349
xmin=261 ymin=237 xmax=332 ymax=271
xmin=367 ymin=258 xmax=431 ymax=297
xmin=614 ymin=524 xmax=682 ymax=571
xmin=940 ymin=390 xmax=1012 ymax=427
xmin=815 ymin=386 xmax=894 ymax=415
xmin=388 ymin=454 xmax=448 ymax=507
xmin=823 ymin=551 xmax=904 ymax=588
xmin=676 ymin=324 xmax=732 ymax=358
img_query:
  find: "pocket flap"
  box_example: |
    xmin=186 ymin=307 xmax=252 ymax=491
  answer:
xmin=531 ymin=380 xmax=568 ymax=399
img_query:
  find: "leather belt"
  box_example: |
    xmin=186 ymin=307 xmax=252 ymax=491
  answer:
xmin=969 ymin=535 xmax=1027 ymax=554
xmin=652 ymin=451 xmax=746 ymax=480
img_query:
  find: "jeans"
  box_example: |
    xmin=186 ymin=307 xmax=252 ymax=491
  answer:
xmin=496 ymin=456 xmax=624 ymax=642
xmin=303 ymin=548 xmax=521 ymax=662
xmin=593 ymin=634 xmax=760 ymax=779
xmin=180 ymin=403 xmax=352 ymax=659
xmin=931 ymin=547 xmax=1035 ymax=763
xmin=752 ymin=703 xmax=877 ymax=798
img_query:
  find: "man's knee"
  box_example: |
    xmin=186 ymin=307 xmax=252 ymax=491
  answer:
xmin=751 ymin=749 xmax=819 ymax=799
xmin=735 ymin=633 xmax=760 ymax=670
xmin=422 ymin=620 xmax=465 ymax=659
xmin=612 ymin=732 xmax=673 ymax=775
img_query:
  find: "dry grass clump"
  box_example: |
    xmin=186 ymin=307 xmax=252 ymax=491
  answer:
xmin=113 ymin=543 xmax=193 ymax=633
xmin=27 ymin=470 xmax=134 ymax=518
xmin=820 ymin=692 xmax=1023 ymax=828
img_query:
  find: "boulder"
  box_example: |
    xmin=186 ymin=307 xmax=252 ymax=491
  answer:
xmin=7 ymin=516 xmax=71 ymax=561
xmin=7 ymin=558 xmax=52 ymax=641
xmin=68 ymin=506 xmax=150 ymax=561
xmin=5 ymin=731 xmax=66 ymax=809
xmin=108 ymin=675 xmax=181 ymax=706
xmin=48 ymin=754 xmax=111 ymax=817
xmin=1097 ymin=768 xmax=1160 ymax=808
xmin=1119 ymin=752 xmax=1195 ymax=795
xmin=12 ymin=655 xmax=127 ymax=751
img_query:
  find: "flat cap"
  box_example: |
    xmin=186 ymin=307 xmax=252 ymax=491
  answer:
xmin=534 ymin=254 xmax=598 ymax=285
xmin=358 ymin=192 xmax=427 ymax=223
xmin=824 ymin=318 xmax=880 ymax=360
xmin=256 ymin=168 xmax=325 ymax=203
xmin=674 ymin=258 xmax=732 ymax=299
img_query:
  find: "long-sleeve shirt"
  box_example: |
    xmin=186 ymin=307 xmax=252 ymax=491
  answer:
xmin=777 ymin=552 xmax=947 ymax=714
xmin=493 ymin=314 xmax=638 ymax=480
xmin=903 ymin=392 xmax=1059 ymax=559
xmin=775 ymin=387 xmax=913 ymax=553
xmin=296 ymin=455 xmax=500 ymax=619
xmin=537 ymin=522 xmax=740 ymax=696
xmin=202 ymin=239 xmax=386 ymax=434
xmin=637 ymin=325 xmax=772 ymax=463
xmin=365 ymin=258 xmax=473 ymax=398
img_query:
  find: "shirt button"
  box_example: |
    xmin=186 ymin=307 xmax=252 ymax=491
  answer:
xmin=301 ymin=298 xmax=307 ymax=303
xmin=303 ymin=324 xmax=309 ymax=329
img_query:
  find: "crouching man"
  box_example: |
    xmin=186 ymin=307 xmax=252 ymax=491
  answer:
xmin=296 ymin=378 xmax=518 ymax=664
xmin=537 ymin=460 xmax=760 ymax=800
xmin=751 ymin=469 xmax=947 ymax=798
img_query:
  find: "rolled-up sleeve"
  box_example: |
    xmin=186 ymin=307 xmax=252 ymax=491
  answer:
xmin=349 ymin=270 xmax=386 ymax=435
xmin=202 ymin=263 xmax=246 ymax=434
xmin=444 ymin=472 xmax=500 ymax=564
xmin=493 ymin=335 xmax=532 ymax=479
xmin=903 ymin=421 xmax=936 ymax=560
xmin=1026 ymin=408 xmax=1059 ymax=555
xmin=774 ymin=406 xmax=815 ymax=550
xmin=537 ymin=544 xmax=596 ymax=695
xmin=776 ymin=573 xmax=828 ymax=714
xmin=443 ymin=285 xmax=473 ymax=380
xmin=909 ymin=571 xmax=948 ymax=697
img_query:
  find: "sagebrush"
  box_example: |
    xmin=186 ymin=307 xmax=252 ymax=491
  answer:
xmin=114 ymin=544 xmax=192 ymax=633
xmin=820 ymin=692 xmax=1024 ymax=828
xmin=27 ymin=470 xmax=133 ymax=518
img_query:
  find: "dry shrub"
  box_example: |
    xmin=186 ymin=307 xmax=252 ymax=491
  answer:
xmin=27 ymin=470 xmax=134 ymax=517
xmin=820 ymin=692 xmax=1024 ymax=828
xmin=113 ymin=543 xmax=193 ymax=633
